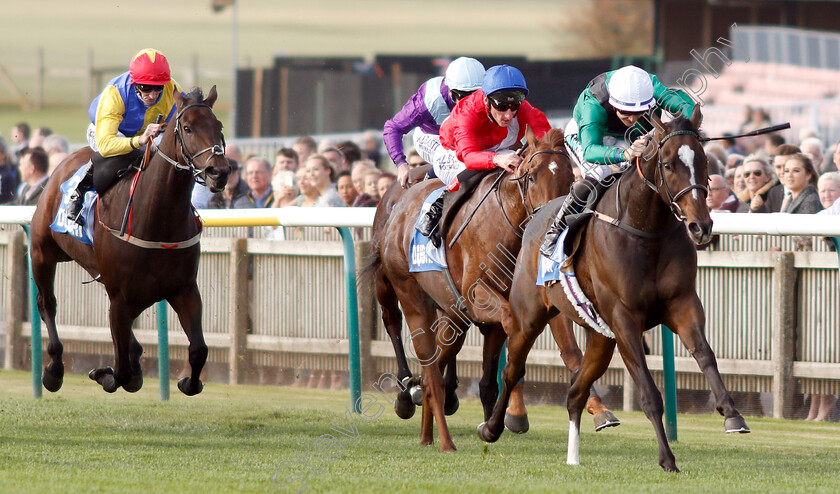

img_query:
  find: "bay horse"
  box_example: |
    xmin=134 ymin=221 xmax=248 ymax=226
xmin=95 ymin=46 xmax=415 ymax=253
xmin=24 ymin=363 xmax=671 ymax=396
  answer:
xmin=369 ymin=127 xmax=616 ymax=452
xmin=477 ymin=106 xmax=749 ymax=471
xmin=29 ymin=86 xmax=230 ymax=395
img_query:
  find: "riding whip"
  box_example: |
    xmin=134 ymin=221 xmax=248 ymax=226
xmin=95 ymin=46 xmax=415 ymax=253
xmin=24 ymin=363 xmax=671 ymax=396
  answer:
xmin=699 ymin=122 xmax=790 ymax=142
xmin=120 ymin=114 xmax=163 ymax=236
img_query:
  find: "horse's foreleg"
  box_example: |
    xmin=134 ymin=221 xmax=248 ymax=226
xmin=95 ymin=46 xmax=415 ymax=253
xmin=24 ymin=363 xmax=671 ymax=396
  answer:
xmin=123 ymin=333 xmax=144 ymax=393
xmin=611 ymin=308 xmax=678 ymax=472
xmin=667 ymin=296 xmax=749 ymax=433
xmin=477 ymin=325 xmax=505 ymax=422
xmin=168 ymin=283 xmax=206 ymax=396
xmin=443 ymin=355 xmax=459 ymax=416
xmin=565 ymin=329 xmax=615 ymax=465
xmin=97 ymin=298 xmax=138 ymax=393
xmin=548 ymin=315 xmax=620 ymax=430
xmin=31 ymin=254 xmax=63 ymax=392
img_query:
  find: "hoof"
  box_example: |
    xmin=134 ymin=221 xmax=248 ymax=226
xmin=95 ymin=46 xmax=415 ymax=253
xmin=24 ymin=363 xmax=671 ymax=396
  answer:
xmin=42 ymin=368 xmax=64 ymax=393
xmin=101 ymin=374 xmax=118 ymax=393
xmin=444 ymin=393 xmax=460 ymax=416
xmin=504 ymin=413 xmax=530 ymax=434
xmin=178 ymin=377 xmax=204 ymax=396
xmin=724 ymin=416 xmax=750 ymax=433
xmin=123 ymin=374 xmax=143 ymax=393
xmin=476 ymin=421 xmax=501 ymax=443
xmin=410 ymin=385 xmax=423 ymax=406
xmin=594 ymin=411 xmax=621 ymax=431
xmin=88 ymin=366 xmax=114 ymax=382
xmin=394 ymin=393 xmax=416 ymax=420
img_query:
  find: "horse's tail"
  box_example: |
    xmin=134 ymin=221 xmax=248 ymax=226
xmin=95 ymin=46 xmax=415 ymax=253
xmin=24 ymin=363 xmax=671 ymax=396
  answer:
xmin=357 ymin=240 xmax=382 ymax=289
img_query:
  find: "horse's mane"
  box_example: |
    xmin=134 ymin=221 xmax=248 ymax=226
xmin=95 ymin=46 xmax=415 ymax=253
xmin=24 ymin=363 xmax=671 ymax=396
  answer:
xmin=183 ymin=87 xmax=205 ymax=104
xmin=541 ymin=128 xmax=565 ymax=149
xmin=663 ymin=115 xmax=701 ymax=135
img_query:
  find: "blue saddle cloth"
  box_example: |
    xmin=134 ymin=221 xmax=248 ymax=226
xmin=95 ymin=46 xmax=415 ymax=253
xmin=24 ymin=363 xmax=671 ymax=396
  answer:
xmin=409 ymin=186 xmax=448 ymax=272
xmin=536 ymin=228 xmax=569 ymax=285
xmin=49 ymin=163 xmax=98 ymax=246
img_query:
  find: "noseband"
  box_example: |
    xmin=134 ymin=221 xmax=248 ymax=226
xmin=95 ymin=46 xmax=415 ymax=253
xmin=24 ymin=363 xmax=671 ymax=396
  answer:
xmin=157 ymin=103 xmax=226 ymax=180
xmin=635 ymin=129 xmax=708 ymax=221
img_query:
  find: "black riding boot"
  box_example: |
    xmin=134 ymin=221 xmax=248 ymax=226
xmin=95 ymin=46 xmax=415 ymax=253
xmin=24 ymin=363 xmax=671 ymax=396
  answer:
xmin=416 ymin=190 xmax=446 ymax=248
xmin=539 ymin=193 xmax=578 ymax=257
xmin=66 ymin=165 xmax=94 ymax=226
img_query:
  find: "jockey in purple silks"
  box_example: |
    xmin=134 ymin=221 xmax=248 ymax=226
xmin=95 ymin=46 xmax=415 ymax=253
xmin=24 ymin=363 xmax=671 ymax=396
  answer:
xmin=382 ymin=57 xmax=485 ymax=189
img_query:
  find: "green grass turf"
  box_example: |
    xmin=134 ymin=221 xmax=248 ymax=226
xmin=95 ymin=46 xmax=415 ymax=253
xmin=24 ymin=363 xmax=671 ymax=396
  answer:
xmin=1 ymin=370 xmax=839 ymax=493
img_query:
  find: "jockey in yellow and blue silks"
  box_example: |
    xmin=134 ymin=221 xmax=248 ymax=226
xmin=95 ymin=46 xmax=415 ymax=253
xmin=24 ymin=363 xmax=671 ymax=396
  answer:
xmin=67 ymin=48 xmax=182 ymax=225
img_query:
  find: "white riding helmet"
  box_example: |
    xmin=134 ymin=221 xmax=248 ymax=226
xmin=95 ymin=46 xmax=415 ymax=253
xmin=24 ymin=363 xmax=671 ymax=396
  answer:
xmin=444 ymin=57 xmax=486 ymax=92
xmin=607 ymin=65 xmax=655 ymax=112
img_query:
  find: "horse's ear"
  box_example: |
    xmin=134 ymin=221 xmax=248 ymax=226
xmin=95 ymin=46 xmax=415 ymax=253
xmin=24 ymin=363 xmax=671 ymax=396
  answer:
xmin=525 ymin=124 xmax=537 ymax=149
xmin=690 ymin=105 xmax=702 ymax=129
xmin=205 ymin=85 xmax=218 ymax=108
xmin=173 ymin=89 xmax=185 ymax=109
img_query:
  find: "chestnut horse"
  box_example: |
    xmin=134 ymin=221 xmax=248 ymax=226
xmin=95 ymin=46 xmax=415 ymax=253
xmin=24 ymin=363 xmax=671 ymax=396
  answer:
xmin=29 ymin=87 xmax=230 ymax=395
xmin=369 ymin=127 xmax=616 ymax=452
xmin=478 ymin=107 xmax=749 ymax=471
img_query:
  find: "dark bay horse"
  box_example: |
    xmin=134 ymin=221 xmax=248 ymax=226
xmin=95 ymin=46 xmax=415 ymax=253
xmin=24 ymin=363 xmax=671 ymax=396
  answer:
xmin=478 ymin=106 xmax=749 ymax=471
xmin=369 ymin=127 xmax=616 ymax=452
xmin=29 ymin=86 xmax=230 ymax=395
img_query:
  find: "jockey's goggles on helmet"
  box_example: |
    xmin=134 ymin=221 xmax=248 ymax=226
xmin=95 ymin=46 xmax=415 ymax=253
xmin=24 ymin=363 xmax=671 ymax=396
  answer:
xmin=615 ymin=107 xmax=647 ymax=116
xmin=488 ymin=90 xmax=525 ymax=111
xmin=135 ymin=83 xmax=164 ymax=94
xmin=450 ymin=88 xmax=476 ymax=101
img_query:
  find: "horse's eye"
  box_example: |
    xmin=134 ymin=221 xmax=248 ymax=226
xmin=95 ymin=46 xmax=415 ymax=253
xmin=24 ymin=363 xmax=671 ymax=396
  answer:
xmin=663 ymin=162 xmax=672 ymax=171
xmin=528 ymin=175 xmax=535 ymax=183
xmin=183 ymin=126 xmax=191 ymax=134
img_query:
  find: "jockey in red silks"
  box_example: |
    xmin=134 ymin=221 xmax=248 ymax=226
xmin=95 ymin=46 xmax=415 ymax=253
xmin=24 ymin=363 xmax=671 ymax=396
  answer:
xmin=383 ymin=57 xmax=485 ymax=189
xmin=416 ymin=64 xmax=551 ymax=247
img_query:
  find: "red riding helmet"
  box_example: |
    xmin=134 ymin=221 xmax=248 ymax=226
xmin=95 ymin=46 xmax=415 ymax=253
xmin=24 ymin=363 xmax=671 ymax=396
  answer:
xmin=129 ymin=48 xmax=171 ymax=85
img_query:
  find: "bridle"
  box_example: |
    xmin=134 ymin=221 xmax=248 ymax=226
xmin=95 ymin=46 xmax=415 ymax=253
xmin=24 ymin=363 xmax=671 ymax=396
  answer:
xmin=156 ymin=103 xmax=226 ymax=182
xmin=635 ymin=129 xmax=708 ymax=221
xmin=498 ymin=147 xmax=569 ymax=237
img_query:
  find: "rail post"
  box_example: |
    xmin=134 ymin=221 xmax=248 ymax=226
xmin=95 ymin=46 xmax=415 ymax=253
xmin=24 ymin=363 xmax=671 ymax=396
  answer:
xmin=662 ymin=326 xmax=677 ymax=442
xmin=338 ymin=227 xmax=362 ymax=413
xmin=156 ymin=300 xmax=170 ymax=401
xmin=23 ymin=225 xmax=42 ymax=399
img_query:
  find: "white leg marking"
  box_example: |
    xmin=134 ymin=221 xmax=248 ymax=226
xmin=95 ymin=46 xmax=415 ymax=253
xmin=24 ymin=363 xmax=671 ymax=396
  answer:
xmin=677 ymin=144 xmax=698 ymax=200
xmin=567 ymin=420 xmax=580 ymax=466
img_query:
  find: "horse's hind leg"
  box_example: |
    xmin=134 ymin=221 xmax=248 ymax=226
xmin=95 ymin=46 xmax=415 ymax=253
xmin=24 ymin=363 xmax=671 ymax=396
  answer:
xmin=548 ymin=315 xmax=620 ymax=431
xmin=376 ymin=267 xmax=417 ymax=419
xmin=667 ymin=295 xmax=749 ymax=433
xmin=168 ymin=282 xmax=207 ymax=396
xmin=31 ymin=246 xmax=63 ymax=392
xmin=443 ymin=356 xmax=459 ymax=416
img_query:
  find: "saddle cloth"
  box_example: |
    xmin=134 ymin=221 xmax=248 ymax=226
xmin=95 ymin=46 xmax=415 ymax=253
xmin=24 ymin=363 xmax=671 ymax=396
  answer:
xmin=537 ymin=224 xmax=614 ymax=339
xmin=409 ymin=186 xmax=448 ymax=272
xmin=49 ymin=163 xmax=98 ymax=246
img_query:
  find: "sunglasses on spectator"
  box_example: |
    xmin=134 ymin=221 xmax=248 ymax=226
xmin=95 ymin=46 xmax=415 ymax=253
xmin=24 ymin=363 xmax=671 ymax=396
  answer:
xmin=743 ymin=170 xmax=763 ymax=178
xmin=135 ymin=84 xmax=164 ymax=94
xmin=709 ymin=187 xmax=729 ymax=191
xmin=490 ymin=100 xmax=521 ymax=112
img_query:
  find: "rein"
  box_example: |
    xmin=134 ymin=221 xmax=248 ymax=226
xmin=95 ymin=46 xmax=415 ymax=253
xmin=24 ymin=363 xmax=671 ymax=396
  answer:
xmin=99 ymin=102 xmax=223 ymax=249
xmin=635 ymin=129 xmax=708 ymax=222
xmin=496 ymin=148 xmax=569 ymax=238
xmin=592 ymin=128 xmax=706 ymax=238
